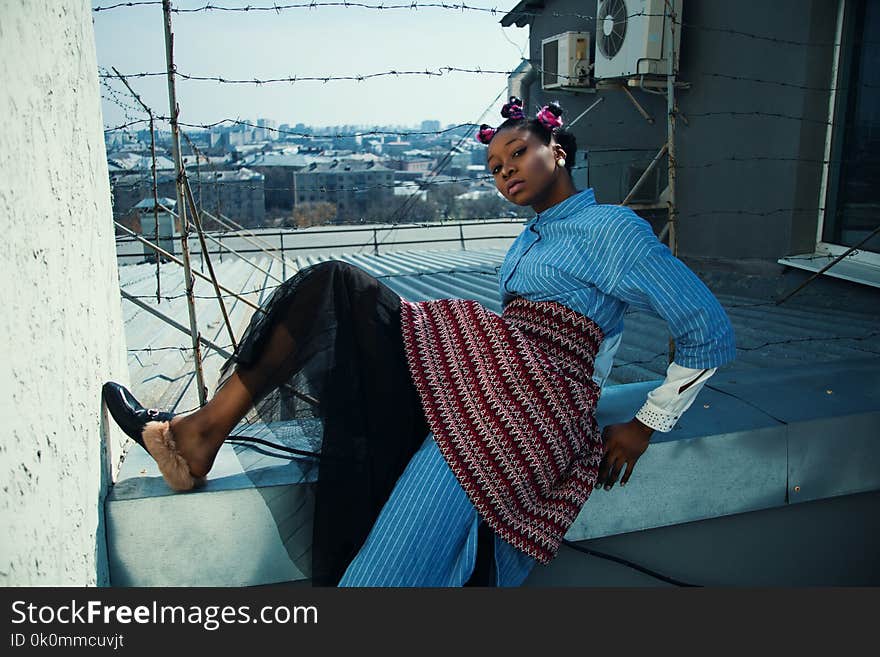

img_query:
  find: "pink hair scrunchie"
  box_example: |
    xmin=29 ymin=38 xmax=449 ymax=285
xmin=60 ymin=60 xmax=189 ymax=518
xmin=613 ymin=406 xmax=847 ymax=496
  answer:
xmin=501 ymin=97 xmax=526 ymax=121
xmin=536 ymin=105 xmax=564 ymax=130
xmin=476 ymin=124 xmax=497 ymax=144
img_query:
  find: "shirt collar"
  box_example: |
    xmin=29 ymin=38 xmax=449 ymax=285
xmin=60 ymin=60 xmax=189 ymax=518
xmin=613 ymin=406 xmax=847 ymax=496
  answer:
xmin=532 ymin=188 xmax=596 ymax=223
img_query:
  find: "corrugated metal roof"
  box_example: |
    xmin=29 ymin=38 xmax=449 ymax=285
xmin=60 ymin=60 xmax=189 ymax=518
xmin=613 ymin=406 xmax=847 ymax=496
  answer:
xmin=119 ymin=246 xmax=880 ymax=417
xmin=111 ymin=246 xmax=880 ymax=586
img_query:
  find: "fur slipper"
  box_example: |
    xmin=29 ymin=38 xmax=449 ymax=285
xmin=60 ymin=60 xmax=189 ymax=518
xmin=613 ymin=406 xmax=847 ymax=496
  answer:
xmin=141 ymin=421 xmax=206 ymax=492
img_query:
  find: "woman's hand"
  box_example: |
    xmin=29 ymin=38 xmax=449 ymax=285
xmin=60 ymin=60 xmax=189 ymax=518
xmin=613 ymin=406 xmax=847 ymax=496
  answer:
xmin=595 ymin=418 xmax=654 ymax=490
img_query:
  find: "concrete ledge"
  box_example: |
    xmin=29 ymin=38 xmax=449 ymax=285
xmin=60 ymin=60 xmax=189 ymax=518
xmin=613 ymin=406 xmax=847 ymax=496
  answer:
xmin=105 ymin=359 xmax=880 ymax=586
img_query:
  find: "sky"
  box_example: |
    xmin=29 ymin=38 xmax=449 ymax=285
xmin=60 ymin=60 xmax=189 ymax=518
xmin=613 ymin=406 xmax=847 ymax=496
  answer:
xmin=91 ymin=1 xmax=531 ymax=132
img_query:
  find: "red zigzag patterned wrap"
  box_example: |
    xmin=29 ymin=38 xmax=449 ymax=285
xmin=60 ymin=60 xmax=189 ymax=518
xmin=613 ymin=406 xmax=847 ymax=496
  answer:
xmin=399 ymin=296 xmax=606 ymax=564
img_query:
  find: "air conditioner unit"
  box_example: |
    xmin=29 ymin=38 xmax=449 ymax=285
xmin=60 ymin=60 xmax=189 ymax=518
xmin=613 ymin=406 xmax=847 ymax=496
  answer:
xmin=541 ymin=31 xmax=591 ymax=90
xmin=594 ymin=0 xmax=682 ymax=80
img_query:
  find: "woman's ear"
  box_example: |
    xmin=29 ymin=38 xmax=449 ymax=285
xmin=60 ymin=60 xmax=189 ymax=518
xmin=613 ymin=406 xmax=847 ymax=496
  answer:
xmin=553 ymin=144 xmax=567 ymax=161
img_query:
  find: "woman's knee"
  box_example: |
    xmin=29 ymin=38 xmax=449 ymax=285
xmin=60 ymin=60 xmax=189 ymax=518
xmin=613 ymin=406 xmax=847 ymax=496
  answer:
xmin=306 ymin=259 xmax=365 ymax=281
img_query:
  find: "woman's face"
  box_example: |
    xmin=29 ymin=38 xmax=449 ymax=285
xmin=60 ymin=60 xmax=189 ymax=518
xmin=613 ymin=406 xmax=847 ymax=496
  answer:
xmin=487 ymin=127 xmax=562 ymax=207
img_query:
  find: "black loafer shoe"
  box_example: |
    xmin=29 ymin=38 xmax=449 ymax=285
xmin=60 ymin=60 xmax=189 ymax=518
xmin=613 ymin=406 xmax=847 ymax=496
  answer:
xmin=101 ymin=381 xmax=175 ymax=449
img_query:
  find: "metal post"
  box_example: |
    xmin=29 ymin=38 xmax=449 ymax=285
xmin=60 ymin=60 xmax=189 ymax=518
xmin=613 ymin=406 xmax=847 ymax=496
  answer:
xmin=373 ymin=229 xmax=379 ymax=255
xmin=459 ymin=223 xmax=466 ymax=250
xmin=280 ymin=231 xmax=286 ymax=280
xmin=666 ymin=0 xmax=678 ymax=365
xmin=162 ymin=0 xmax=207 ymax=405
xmin=148 ymin=115 xmax=162 ymax=300
xmin=183 ymin=177 xmax=238 ymax=352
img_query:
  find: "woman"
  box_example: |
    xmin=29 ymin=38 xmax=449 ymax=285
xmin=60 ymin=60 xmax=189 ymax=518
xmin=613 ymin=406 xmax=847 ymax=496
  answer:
xmin=103 ymin=97 xmax=735 ymax=587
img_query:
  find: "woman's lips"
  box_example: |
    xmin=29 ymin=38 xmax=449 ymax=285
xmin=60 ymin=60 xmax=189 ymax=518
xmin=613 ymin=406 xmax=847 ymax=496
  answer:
xmin=508 ymin=180 xmax=525 ymax=195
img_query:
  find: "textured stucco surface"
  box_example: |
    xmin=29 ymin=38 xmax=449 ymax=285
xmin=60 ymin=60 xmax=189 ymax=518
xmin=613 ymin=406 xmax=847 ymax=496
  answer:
xmin=0 ymin=1 xmax=130 ymax=585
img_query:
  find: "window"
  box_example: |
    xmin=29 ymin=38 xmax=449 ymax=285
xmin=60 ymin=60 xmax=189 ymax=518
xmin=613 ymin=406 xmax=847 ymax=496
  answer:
xmin=825 ymin=0 xmax=880 ymax=253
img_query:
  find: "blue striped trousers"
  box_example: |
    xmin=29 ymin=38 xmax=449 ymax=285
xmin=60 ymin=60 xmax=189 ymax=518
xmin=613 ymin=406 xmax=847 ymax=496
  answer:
xmin=338 ymin=432 xmax=538 ymax=587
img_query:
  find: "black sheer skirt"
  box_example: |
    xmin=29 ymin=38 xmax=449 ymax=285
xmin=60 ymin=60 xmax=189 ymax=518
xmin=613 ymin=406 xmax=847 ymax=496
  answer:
xmin=215 ymin=260 xmax=430 ymax=586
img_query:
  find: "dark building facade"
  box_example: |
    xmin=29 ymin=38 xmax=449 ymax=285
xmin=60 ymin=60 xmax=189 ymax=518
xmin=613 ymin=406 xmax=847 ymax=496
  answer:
xmin=293 ymin=160 xmax=395 ymax=222
xmin=111 ymin=168 xmax=266 ymax=228
xmin=502 ymin=0 xmax=879 ymax=276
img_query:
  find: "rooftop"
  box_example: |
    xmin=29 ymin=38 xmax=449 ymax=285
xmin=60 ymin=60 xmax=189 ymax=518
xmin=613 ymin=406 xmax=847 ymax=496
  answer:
xmin=107 ymin=243 xmax=880 ymax=586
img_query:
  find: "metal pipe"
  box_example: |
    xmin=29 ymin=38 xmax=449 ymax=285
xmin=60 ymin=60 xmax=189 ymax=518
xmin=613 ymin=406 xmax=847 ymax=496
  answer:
xmin=621 ymin=84 xmax=654 ymax=124
xmin=121 ymin=290 xmax=233 ymax=360
xmin=776 ymin=223 xmax=880 ymax=305
xmin=568 ymin=97 xmax=605 ymax=129
xmin=623 ymin=143 xmax=669 ymax=206
xmin=508 ymin=59 xmax=537 ymax=112
xmin=182 ymin=177 xmax=239 ymax=351
xmin=162 ymin=0 xmax=207 ymax=405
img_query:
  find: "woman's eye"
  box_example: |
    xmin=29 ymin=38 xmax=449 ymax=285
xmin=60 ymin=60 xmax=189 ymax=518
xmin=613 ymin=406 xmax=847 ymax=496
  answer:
xmin=513 ymin=148 xmax=525 ymax=157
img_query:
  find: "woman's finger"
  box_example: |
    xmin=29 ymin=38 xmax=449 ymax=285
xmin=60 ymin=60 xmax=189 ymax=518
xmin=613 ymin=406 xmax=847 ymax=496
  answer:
xmin=620 ymin=458 xmax=637 ymax=486
xmin=596 ymin=451 xmax=611 ymax=487
xmin=596 ymin=450 xmax=620 ymax=488
xmin=603 ymin=454 xmax=624 ymax=490
xmin=601 ymin=426 xmax=612 ymax=454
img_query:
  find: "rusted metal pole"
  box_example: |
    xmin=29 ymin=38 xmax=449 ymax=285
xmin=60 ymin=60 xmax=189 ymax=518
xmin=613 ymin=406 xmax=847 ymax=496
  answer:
xmin=182 ymin=177 xmax=238 ymax=352
xmin=162 ymin=0 xmax=207 ymax=405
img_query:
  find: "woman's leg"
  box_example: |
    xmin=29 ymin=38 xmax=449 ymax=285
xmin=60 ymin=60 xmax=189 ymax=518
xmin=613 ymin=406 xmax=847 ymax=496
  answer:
xmin=338 ymin=433 xmax=482 ymax=587
xmin=167 ymin=313 xmax=300 ymax=477
xmin=165 ymin=264 xmax=326 ymax=478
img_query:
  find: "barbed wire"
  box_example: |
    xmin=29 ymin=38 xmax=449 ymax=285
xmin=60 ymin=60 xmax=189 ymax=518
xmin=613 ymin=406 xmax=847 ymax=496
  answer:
xmin=93 ymin=1 xmax=880 ymax=50
xmin=697 ymin=69 xmax=880 ymax=93
xmin=102 ymin=106 xmax=878 ymax=139
xmin=97 ymin=65 xmax=514 ymax=84
xmin=104 ymin=118 xmax=154 ymax=133
xmin=127 ymin=343 xmax=236 ymax=353
xmin=97 ymin=63 xmax=880 ymax=92
xmin=90 ymin=2 xmax=648 ymax=22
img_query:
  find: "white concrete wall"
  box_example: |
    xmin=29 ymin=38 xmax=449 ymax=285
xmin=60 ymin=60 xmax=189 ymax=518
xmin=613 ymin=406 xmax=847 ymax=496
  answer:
xmin=0 ymin=1 xmax=131 ymax=585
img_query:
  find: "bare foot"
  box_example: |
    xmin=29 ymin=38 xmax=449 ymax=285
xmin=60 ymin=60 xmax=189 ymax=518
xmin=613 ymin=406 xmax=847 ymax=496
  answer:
xmin=167 ymin=415 xmax=222 ymax=479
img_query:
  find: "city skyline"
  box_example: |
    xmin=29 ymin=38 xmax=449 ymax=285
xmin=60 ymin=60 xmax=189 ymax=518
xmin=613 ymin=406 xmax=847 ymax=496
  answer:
xmin=93 ymin=1 xmax=530 ymax=132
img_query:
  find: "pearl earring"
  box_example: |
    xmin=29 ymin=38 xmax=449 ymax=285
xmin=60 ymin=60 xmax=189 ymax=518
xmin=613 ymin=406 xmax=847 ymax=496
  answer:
xmin=557 ymin=158 xmax=566 ymax=168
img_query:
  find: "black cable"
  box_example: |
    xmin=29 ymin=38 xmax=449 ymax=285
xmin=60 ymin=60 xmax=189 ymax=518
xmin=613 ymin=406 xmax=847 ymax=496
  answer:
xmin=222 ymin=428 xmax=704 ymax=586
xmin=560 ymin=538 xmax=700 ymax=587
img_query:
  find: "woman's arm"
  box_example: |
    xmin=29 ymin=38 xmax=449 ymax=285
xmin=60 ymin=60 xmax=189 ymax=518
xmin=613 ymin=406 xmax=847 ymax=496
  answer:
xmin=590 ymin=212 xmax=736 ymax=489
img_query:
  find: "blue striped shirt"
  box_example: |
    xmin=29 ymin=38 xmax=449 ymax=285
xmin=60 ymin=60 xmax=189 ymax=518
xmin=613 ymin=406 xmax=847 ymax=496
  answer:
xmin=499 ymin=188 xmax=736 ymax=370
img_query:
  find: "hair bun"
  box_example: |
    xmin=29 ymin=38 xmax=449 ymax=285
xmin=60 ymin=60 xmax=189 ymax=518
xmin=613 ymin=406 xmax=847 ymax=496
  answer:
xmin=536 ymin=101 xmax=564 ymax=130
xmin=501 ymin=96 xmax=525 ymax=120
xmin=476 ymin=123 xmax=497 ymax=144
xmin=545 ymin=101 xmax=563 ymax=118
